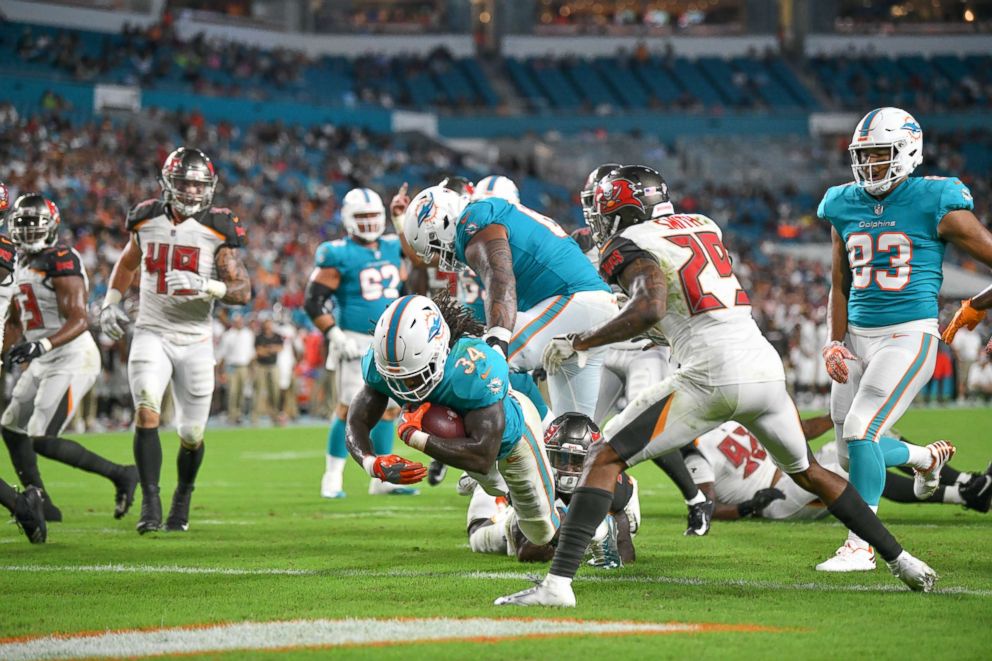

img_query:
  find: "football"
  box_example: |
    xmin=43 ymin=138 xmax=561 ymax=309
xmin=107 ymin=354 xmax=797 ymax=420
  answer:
xmin=421 ymin=404 xmax=466 ymax=438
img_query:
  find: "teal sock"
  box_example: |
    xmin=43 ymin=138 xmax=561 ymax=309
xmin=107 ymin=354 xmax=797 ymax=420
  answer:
xmin=847 ymin=439 xmax=886 ymax=507
xmin=327 ymin=417 xmax=347 ymax=459
xmin=371 ymin=420 xmax=396 ymax=456
xmin=878 ymin=435 xmax=910 ymax=467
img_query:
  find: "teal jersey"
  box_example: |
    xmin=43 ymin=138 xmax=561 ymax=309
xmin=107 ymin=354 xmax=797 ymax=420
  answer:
xmin=818 ymin=176 xmax=974 ymax=327
xmin=362 ymin=337 xmax=524 ymax=460
xmin=452 ymin=198 xmax=610 ymax=311
xmin=315 ymin=235 xmax=403 ymax=334
xmin=509 ymin=371 xmax=548 ymax=420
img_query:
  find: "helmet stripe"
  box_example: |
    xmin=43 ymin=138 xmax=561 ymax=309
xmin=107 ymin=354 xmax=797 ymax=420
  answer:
xmin=487 ymin=177 xmax=498 ymax=192
xmin=858 ymin=108 xmax=884 ymax=141
xmin=362 ymin=188 xmax=371 ymax=203
xmin=386 ymin=296 xmax=415 ymax=364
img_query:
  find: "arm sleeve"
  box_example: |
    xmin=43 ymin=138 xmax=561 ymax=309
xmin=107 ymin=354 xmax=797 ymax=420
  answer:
xmin=598 ymin=234 xmax=658 ymax=286
xmin=303 ymin=279 xmax=335 ymax=323
xmin=937 ymin=178 xmax=975 ymax=221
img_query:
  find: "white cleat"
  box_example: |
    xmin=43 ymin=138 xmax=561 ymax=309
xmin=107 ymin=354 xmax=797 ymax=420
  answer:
xmin=914 ymin=440 xmax=956 ymax=499
xmin=494 ymin=577 xmax=576 ymax=607
xmin=887 ymin=551 xmax=939 ymax=592
xmin=815 ymin=541 xmax=876 ymax=572
xmin=320 ymin=471 xmax=346 ymax=499
xmin=368 ymin=478 xmax=419 ymax=496
xmin=456 ymin=473 xmax=478 ymax=497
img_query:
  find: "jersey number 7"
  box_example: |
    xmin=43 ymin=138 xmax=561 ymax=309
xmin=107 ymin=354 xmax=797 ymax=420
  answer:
xmin=666 ymin=231 xmax=750 ymax=315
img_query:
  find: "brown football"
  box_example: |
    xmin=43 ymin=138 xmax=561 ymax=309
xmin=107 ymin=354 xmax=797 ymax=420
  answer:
xmin=422 ymin=404 xmax=466 ymax=438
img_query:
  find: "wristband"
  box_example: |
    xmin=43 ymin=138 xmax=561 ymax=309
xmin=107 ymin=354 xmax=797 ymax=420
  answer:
xmin=103 ymin=288 xmax=122 ymax=307
xmin=362 ymin=455 xmax=377 ymax=477
xmin=205 ymin=279 xmax=228 ymax=300
xmin=406 ymin=430 xmax=429 ymax=452
xmin=39 ymin=338 xmax=53 ymax=353
xmin=485 ymin=326 xmax=512 ymax=343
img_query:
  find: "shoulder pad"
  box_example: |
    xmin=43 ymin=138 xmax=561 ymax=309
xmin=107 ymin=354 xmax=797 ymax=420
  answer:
xmin=315 ymin=241 xmax=343 ymax=269
xmin=199 ymin=207 xmax=247 ymax=248
xmin=599 ymin=234 xmax=657 ymax=286
xmin=43 ymin=245 xmax=83 ymax=278
xmin=0 ymin=234 xmax=16 ymax=272
xmin=570 ymin=227 xmax=596 ymax=253
xmin=450 ymin=339 xmax=508 ymax=407
xmin=126 ymin=199 xmax=167 ymax=231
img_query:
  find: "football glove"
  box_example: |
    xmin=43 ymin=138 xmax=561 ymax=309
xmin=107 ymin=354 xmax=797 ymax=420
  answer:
xmin=9 ymin=339 xmax=51 ymax=364
xmin=165 ymin=270 xmax=228 ymax=299
xmin=398 ymin=403 xmax=431 ymax=443
xmin=326 ymin=326 xmax=363 ymax=362
xmin=822 ymin=340 xmax=856 ymax=384
xmin=737 ymin=488 xmax=786 ymax=518
xmin=99 ymin=302 xmax=130 ymax=341
xmin=483 ymin=326 xmax=511 ymax=358
xmin=942 ymin=299 xmax=986 ymax=345
xmin=543 ymin=334 xmax=586 ymax=375
xmin=364 ymin=454 xmax=427 ymax=485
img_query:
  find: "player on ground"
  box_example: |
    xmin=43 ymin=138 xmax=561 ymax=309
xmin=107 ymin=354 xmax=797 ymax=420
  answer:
xmin=346 ymin=294 xmax=560 ymax=548
xmin=495 ymin=165 xmax=937 ymax=607
xmin=818 ymin=108 xmax=992 ymax=571
xmin=100 ymin=147 xmax=251 ymax=534
xmin=304 ymin=187 xmax=413 ymax=498
xmin=403 ymin=184 xmax=616 ymax=419
xmin=2 ymin=194 xmax=137 ymax=523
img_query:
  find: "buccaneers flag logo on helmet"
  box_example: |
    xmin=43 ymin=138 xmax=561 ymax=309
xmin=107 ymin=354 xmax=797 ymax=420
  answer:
xmin=596 ymin=179 xmax=643 ymax=215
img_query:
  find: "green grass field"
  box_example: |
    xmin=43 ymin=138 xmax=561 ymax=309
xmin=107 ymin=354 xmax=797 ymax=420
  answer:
xmin=2 ymin=408 xmax=991 ymax=660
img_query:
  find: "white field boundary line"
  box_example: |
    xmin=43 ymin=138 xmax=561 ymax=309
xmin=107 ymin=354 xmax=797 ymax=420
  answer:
xmin=0 ymin=617 xmax=783 ymax=660
xmin=2 ymin=564 xmax=990 ymax=597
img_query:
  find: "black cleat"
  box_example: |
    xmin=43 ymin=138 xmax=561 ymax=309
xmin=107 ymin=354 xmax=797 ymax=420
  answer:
xmin=136 ymin=486 xmax=162 ymax=534
xmin=165 ymin=487 xmax=193 ymax=532
xmin=961 ymin=463 xmax=992 ymax=513
xmin=427 ymin=460 xmax=448 ymax=486
xmin=684 ymin=498 xmax=714 ymax=536
xmin=41 ymin=495 xmax=62 ymax=522
xmin=114 ymin=466 xmax=139 ymax=519
xmin=14 ymin=486 xmax=47 ymax=543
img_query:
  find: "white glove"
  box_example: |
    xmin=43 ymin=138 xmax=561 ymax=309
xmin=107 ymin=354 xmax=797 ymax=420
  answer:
xmin=542 ymin=334 xmax=586 ymax=375
xmin=327 ymin=326 xmax=363 ymax=363
xmin=99 ymin=290 xmax=130 ymax=341
xmin=165 ymin=270 xmax=227 ymax=299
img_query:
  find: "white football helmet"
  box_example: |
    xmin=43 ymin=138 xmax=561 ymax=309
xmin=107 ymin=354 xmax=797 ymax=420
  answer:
xmin=403 ymin=186 xmax=468 ymax=272
xmin=849 ymin=107 xmax=923 ymax=195
xmin=342 ymin=187 xmax=386 ymax=242
xmin=472 ymin=175 xmax=520 ymax=204
xmin=373 ymin=295 xmax=451 ymax=401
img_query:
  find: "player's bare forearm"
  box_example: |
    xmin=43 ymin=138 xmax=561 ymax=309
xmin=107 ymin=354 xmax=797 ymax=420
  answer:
xmin=3 ymin=317 xmax=21 ymax=353
xmin=573 ymin=258 xmax=665 ymax=351
xmin=801 ymin=414 xmax=834 ymax=441
xmin=698 ymin=483 xmax=742 ymax=521
xmin=216 ymin=247 xmax=252 ymax=305
xmin=466 ymin=228 xmax=517 ymax=331
xmin=940 ymin=210 xmax=992 ymax=277
xmin=423 ymin=403 xmax=504 ymax=474
xmin=828 ymin=228 xmax=851 ymax=342
xmin=49 ymin=275 xmax=89 ymax=348
xmin=346 ymin=386 xmax=389 ymax=463
xmin=108 ymin=235 xmax=142 ymax=295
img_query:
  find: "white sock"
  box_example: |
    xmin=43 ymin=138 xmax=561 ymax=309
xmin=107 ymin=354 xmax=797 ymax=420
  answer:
xmin=325 ymin=455 xmax=346 ymax=476
xmin=905 ymin=444 xmax=934 ymax=470
xmin=686 ymin=491 xmax=707 ymax=506
xmin=955 ymin=472 xmax=974 ymax=485
xmin=545 ymin=573 xmax=573 ymax=589
xmin=943 ymin=485 xmax=965 ymax=505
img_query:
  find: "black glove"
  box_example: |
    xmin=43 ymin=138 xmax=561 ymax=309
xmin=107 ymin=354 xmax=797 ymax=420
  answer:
xmin=737 ymin=487 xmax=785 ymax=518
xmin=9 ymin=341 xmax=49 ymax=364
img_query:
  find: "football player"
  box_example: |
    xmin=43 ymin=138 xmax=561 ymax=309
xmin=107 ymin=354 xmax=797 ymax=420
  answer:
xmin=472 ymin=175 xmax=520 ymax=205
xmin=819 ymin=108 xmax=992 ymax=571
xmin=943 ymin=284 xmax=992 ymax=361
xmin=99 ymin=147 xmax=251 ymax=533
xmin=496 ymin=165 xmax=937 ymax=607
xmin=1 ymin=195 xmax=137 ymax=523
xmin=346 ymin=294 xmax=560 ymax=548
xmin=304 ymin=186 xmax=412 ymax=498
xmin=403 ymin=185 xmax=616 ymax=420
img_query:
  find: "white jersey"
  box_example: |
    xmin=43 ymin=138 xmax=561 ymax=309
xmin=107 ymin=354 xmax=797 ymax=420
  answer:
xmin=693 ymin=421 xmax=778 ymax=504
xmin=126 ymin=199 xmax=245 ymax=345
xmin=599 ymin=213 xmax=784 ymax=385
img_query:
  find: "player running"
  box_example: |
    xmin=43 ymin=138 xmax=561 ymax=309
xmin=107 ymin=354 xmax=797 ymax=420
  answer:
xmin=495 ymin=165 xmax=937 ymax=607
xmin=100 ymin=147 xmax=251 ymax=534
xmin=346 ymin=294 xmax=560 ymax=548
xmin=402 ymin=184 xmax=616 ymax=419
xmin=2 ymin=194 xmax=137 ymax=523
xmin=304 ymin=187 xmax=413 ymax=498
xmin=818 ymin=108 xmax=992 ymax=571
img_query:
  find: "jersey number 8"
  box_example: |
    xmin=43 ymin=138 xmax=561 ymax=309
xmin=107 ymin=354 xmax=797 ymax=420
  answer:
xmin=846 ymin=232 xmax=912 ymax=291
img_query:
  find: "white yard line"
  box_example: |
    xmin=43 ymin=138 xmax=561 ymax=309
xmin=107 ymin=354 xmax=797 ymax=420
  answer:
xmin=2 ymin=563 xmax=989 ymax=596
xmin=0 ymin=617 xmax=769 ymax=660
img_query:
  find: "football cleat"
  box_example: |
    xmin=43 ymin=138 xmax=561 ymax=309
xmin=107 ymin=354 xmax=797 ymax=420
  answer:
xmin=587 ymin=514 xmax=622 ymax=569
xmin=114 ymin=466 xmax=139 ymax=519
xmin=320 ymin=471 xmax=346 ymax=499
xmin=165 ymin=487 xmax=193 ymax=532
xmin=427 ymin=460 xmax=448 ymax=486
xmin=914 ymin=441 xmax=956 ymax=499
xmin=816 ymin=541 xmax=876 ymax=572
xmin=13 ymin=486 xmax=47 ymax=543
xmin=456 ymin=473 xmax=478 ymax=496
xmin=684 ymin=498 xmax=714 ymax=536
xmin=136 ymin=486 xmax=162 ymax=535
xmin=368 ymin=478 xmax=419 ymax=496
xmin=887 ymin=551 xmax=938 ymax=592
xmin=42 ymin=496 xmax=62 ymax=523
xmin=494 ymin=576 xmax=576 ymax=608
xmin=960 ymin=463 xmax=992 ymax=513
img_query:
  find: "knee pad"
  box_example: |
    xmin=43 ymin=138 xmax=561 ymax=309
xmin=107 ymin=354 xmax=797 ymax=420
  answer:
xmin=177 ymin=424 xmax=204 ymax=447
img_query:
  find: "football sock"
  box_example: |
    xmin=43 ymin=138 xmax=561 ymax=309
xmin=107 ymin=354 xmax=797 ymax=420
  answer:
xmin=549 ymin=486 xmax=613 ymax=580
xmin=878 ymin=435 xmax=910 ymax=467
xmin=847 ymin=439 xmax=886 ymax=506
xmin=325 ymin=455 xmax=346 ymax=477
xmin=882 ymin=472 xmax=945 ymax=503
xmin=942 ymin=485 xmax=965 ymax=505
xmin=828 ymin=482 xmax=902 ymax=562
xmin=2 ymin=427 xmax=45 ymax=491
xmin=32 ymin=436 xmax=123 ymax=481
xmin=327 ymin=417 xmax=347 ymax=459
xmin=0 ymin=477 xmax=17 ymax=514
xmin=652 ymin=451 xmax=700 ymax=502
xmin=371 ymin=419 xmax=396 ymax=456
xmin=133 ymin=427 xmax=163 ymax=490
xmin=944 ymin=467 xmax=965 ymax=485
xmin=176 ymin=444 xmax=205 ymax=491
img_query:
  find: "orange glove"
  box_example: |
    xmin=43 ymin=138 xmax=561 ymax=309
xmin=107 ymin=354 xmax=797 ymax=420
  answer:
xmin=398 ymin=403 xmax=431 ymax=447
xmin=942 ymin=299 xmax=986 ymax=345
xmin=364 ymin=454 xmax=426 ymax=485
xmin=822 ymin=340 xmax=856 ymax=384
